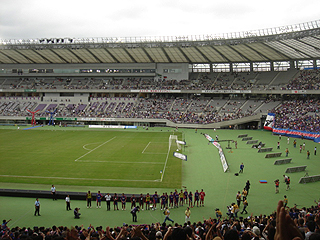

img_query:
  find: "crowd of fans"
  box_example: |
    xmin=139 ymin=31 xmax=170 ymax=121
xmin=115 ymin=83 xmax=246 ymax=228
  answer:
xmin=1 ymin=200 xmax=320 ymax=240
xmin=1 ymin=69 xmax=320 ymax=130
xmin=285 ymin=69 xmax=320 ymax=91
xmin=2 ymin=96 xmax=320 ymax=132
xmin=2 ymin=69 xmax=320 ymax=91
xmin=0 ymin=96 xmax=270 ymax=125
xmin=271 ymin=99 xmax=320 ymax=132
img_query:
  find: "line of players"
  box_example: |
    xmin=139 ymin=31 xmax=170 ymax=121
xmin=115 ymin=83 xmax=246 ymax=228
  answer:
xmin=90 ymin=189 xmax=206 ymax=211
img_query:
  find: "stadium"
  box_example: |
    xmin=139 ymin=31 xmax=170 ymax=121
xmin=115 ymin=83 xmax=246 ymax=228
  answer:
xmin=1 ymin=16 xmax=320 ymax=240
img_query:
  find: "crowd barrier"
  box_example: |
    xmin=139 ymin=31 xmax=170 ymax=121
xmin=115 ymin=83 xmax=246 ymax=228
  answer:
xmin=258 ymin=147 xmax=273 ymax=153
xmin=274 ymin=158 xmax=292 ymax=165
xmin=242 ymin=137 xmax=252 ymax=141
xmin=273 ymin=128 xmax=320 ymax=143
xmin=252 ymin=143 xmax=265 ymax=148
xmin=265 ymin=152 xmax=282 ymax=158
xmin=299 ymin=175 xmax=320 ymax=184
xmin=285 ymin=165 xmax=307 ymax=173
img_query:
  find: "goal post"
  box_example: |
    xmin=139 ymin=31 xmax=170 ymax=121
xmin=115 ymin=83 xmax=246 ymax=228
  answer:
xmin=169 ymin=135 xmax=182 ymax=151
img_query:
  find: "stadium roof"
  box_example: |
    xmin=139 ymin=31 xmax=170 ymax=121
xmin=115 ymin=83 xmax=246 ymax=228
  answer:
xmin=0 ymin=20 xmax=320 ymax=64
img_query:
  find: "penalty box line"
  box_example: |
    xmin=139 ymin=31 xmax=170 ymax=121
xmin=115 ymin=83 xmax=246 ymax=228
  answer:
xmin=142 ymin=141 xmax=167 ymax=154
xmin=75 ymin=136 xmax=117 ymax=162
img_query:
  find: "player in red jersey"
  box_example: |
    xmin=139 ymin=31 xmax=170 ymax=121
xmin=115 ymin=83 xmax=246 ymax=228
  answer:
xmin=200 ymin=189 xmax=206 ymax=207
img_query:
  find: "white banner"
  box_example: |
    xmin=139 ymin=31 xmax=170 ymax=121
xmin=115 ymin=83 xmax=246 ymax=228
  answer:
xmin=173 ymin=152 xmax=187 ymax=161
xmin=176 ymin=140 xmax=186 ymax=145
xmin=205 ymin=134 xmax=229 ymax=172
xmin=89 ymin=125 xmax=125 ymax=129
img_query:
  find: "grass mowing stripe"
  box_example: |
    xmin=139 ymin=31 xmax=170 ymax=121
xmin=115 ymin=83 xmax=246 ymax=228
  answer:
xmin=0 ymin=128 xmax=182 ymax=188
xmin=9 ymin=207 xmax=34 ymax=227
xmin=0 ymin=175 xmax=160 ymax=182
xmin=75 ymin=160 xmax=163 ymax=164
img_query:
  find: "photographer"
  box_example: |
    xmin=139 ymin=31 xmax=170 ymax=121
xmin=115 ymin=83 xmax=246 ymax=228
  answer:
xmin=74 ymin=207 xmax=81 ymax=219
xmin=130 ymin=205 xmax=140 ymax=222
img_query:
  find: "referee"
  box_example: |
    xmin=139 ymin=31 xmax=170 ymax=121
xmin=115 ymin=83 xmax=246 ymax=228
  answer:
xmin=51 ymin=185 xmax=57 ymax=200
xmin=104 ymin=193 xmax=112 ymax=211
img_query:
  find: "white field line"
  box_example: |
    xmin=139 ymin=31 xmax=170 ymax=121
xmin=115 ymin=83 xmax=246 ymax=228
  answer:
xmin=83 ymin=142 xmax=103 ymax=151
xmin=142 ymin=142 xmax=151 ymax=153
xmin=0 ymin=175 xmax=160 ymax=182
xmin=142 ymin=142 xmax=167 ymax=154
xmin=160 ymin=143 xmax=171 ymax=182
xmin=76 ymin=160 xmax=163 ymax=164
xmin=75 ymin=136 xmax=116 ymax=162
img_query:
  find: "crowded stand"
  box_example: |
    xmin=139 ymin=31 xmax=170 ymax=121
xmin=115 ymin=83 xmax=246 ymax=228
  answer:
xmin=3 ymin=69 xmax=320 ymax=93
xmin=1 ymin=69 xmax=320 ymax=129
xmin=285 ymin=69 xmax=320 ymax=90
xmin=0 ymin=70 xmax=303 ymax=91
xmin=1 ymin=200 xmax=320 ymax=240
xmin=1 ymin=94 xmax=320 ymax=132
xmin=5 ymin=69 xmax=320 ymax=92
xmin=271 ymin=99 xmax=320 ymax=132
xmin=0 ymin=96 xmax=290 ymax=124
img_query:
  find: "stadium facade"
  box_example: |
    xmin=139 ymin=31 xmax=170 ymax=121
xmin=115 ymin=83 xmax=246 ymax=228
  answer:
xmin=0 ymin=20 xmax=320 ymax=129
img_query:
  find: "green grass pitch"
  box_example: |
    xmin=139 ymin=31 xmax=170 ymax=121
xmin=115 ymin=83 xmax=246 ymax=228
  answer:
xmin=1 ymin=126 xmax=320 ymax=228
xmin=0 ymin=127 xmax=182 ymax=188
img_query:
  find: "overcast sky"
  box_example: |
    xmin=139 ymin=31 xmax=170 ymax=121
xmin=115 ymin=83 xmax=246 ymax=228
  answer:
xmin=0 ymin=0 xmax=319 ymax=40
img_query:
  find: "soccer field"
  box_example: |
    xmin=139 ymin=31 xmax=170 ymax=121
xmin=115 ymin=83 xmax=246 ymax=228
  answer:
xmin=1 ymin=126 xmax=320 ymax=228
xmin=0 ymin=127 xmax=182 ymax=188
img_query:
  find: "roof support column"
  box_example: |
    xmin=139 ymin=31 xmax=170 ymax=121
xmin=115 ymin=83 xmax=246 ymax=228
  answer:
xmin=313 ymin=60 xmax=317 ymax=69
xmin=289 ymin=60 xmax=295 ymax=69
xmin=270 ymin=61 xmax=274 ymax=71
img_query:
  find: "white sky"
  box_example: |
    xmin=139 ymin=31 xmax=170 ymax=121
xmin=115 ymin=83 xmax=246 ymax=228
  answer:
xmin=0 ymin=0 xmax=319 ymax=40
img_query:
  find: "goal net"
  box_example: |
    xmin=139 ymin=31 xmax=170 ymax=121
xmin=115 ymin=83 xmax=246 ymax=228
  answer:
xmin=169 ymin=135 xmax=181 ymax=151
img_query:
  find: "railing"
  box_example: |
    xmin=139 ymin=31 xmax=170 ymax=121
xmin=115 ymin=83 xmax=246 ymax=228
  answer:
xmin=1 ymin=20 xmax=319 ymax=45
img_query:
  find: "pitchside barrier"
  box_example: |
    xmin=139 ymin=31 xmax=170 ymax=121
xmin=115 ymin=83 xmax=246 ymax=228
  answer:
xmin=252 ymin=143 xmax=265 ymax=148
xmin=238 ymin=134 xmax=248 ymax=138
xmin=285 ymin=165 xmax=307 ymax=173
xmin=274 ymin=158 xmax=292 ymax=165
xmin=258 ymin=147 xmax=273 ymax=153
xmin=299 ymin=175 xmax=320 ymax=184
xmin=247 ymin=140 xmax=258 ymax=144
xmin=242 ymin=137 xmax=253 ymax=141
xmin=265 ymin=152 xmax=282 ymax=158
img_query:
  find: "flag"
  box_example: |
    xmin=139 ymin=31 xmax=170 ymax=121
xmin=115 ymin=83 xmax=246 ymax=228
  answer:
xmin=264 ymin=113 xmax=275 ymax=131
